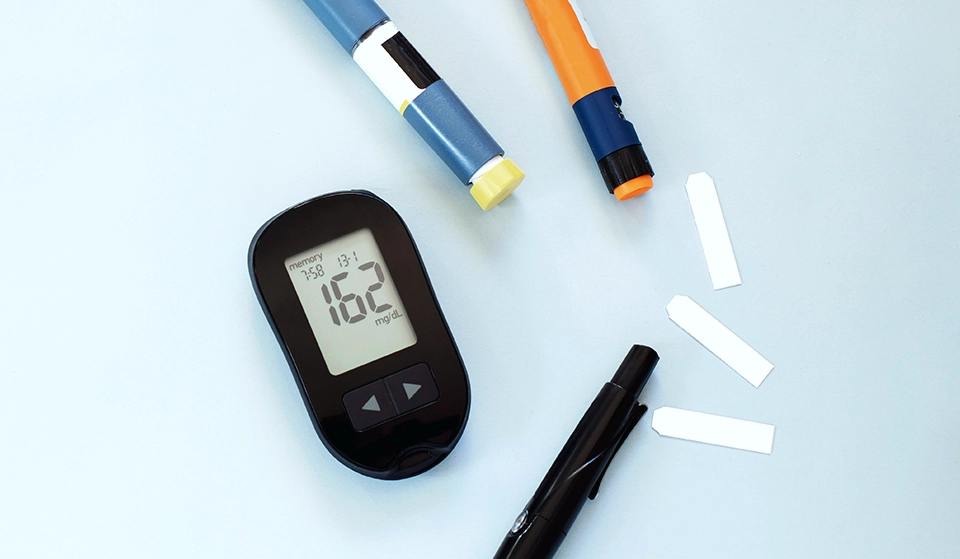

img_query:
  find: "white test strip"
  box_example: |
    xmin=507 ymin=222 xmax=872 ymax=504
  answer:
xmin=667 ymin=295 xmax=773 ymax=388
xmin=685 ymin=172 xmax=741 ymax=290
xmin=652 ymin=407 xmax=775 ymax=454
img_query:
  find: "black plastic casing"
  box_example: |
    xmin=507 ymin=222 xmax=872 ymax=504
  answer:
xmin=597 ymin=144 xmax=654 ymax=194
xmin=492 ymin=345 xmax=659 ymax=559
xmin=248 ymin=191 xmax=470 ymax=480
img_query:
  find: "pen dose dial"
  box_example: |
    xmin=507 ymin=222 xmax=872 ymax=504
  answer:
xmin=249 ymin=191 xmax=470 ymax=480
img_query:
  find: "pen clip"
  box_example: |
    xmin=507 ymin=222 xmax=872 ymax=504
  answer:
xmin=588 ymin=402 xmax=647 ymax=500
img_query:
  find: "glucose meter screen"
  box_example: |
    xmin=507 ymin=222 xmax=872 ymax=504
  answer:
xmin=285 ymin=229 xmax=417 ymax=376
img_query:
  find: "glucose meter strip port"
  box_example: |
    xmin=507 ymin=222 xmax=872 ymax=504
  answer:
xmin=666 ymin=295 xmax=774 ymax=388
xmin=685 ymin=172 xmax=742 ymax=290
xmin=652 ymin=407 xmax=775 ymax=454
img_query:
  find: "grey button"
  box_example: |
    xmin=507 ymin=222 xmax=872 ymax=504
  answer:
xmin=361 ymin=395 xmax=381 ymax=412
xmin=385 ymin=363 xmax=440 ymax=414
xmin=343 ymin=381 xmax=397 ymax=431
xmin=402 ymin=383 xmax=421 ymax=399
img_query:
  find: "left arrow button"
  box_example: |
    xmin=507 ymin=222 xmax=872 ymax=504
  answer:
xmin=362 ymin=395 xmax=381 ymax=412
xmin=343 ymin=381 xmax=397 ymax=431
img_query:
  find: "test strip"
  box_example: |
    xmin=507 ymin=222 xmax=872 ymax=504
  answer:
xmin=651 ymin=407 xmax=775 ymax=454
xmin=685 ymin=172 xmax=741 ymax=290
xmin=666 ymin=295 xmax=773 ymax=388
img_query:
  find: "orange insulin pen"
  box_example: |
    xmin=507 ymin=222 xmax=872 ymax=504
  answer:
xmin=524 ymin=0 xmax=654 ymax=200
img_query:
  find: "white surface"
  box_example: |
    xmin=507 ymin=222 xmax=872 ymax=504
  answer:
xmin=2 ymin=1 xmax=960 ymax=558
xmin=667 ymin=295 xmax=773 ymax=388
xmin=685 ymin=172 xmax=742 ymax=290
xmin=652 ymin=407 xmax=775 ymax=454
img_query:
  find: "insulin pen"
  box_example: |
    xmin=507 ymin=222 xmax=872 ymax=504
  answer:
xmin=524 ymin=0 xmax=654 ymax=201
xmin=492 ymin=345 xmax=659 ymax=559
xmin=301 ymin=0 xmax=525 ymax=210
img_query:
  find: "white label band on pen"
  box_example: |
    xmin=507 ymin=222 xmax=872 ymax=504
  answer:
xmin=352 ymin=22 xmax=425 ymax=112
xmin=652 ymin=407 xmax=775 ymax=454
xmin=667 ymin=295 xmax=773 ymax=388
xmin=685 ymin=172 xmax=741 ymax=290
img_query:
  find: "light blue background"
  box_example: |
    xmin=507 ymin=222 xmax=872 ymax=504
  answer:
xmin=1 ymin=1 xmax=958 ymax=557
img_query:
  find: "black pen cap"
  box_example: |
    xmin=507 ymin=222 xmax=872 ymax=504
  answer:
xmin=610 ymin=345 xmax=659 ymax=400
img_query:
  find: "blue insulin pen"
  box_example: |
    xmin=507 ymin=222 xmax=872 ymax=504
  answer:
xmin=302 ymin=0 xmax=525 ymax=210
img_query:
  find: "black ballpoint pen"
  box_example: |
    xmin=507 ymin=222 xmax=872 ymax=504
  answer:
xmin=492 ymin=345 xmax=658 ymax=559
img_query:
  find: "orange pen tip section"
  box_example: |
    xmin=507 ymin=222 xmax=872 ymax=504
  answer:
xmin=613 ymin=175 xmax=654 ymax=201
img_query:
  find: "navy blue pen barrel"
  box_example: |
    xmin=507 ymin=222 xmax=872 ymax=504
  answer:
xmin=571 ymin=87 xmax=641 ymax=162
xmin=403 ymin=81 xmax=504 ymax=185
xmin=302 ymin=0 xmax=388 ymax=52
xmin=572 ymin=88 xmax=654 ymax=194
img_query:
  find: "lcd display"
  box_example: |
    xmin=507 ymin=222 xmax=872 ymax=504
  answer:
xmin=285 ymin=229 xmax=417 ymax=375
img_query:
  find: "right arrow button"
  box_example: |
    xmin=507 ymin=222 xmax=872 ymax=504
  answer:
xmin=403 ymin=383 xmax=422 ymax=399
xmin=386 ymin=363 xmax=440 ymax=414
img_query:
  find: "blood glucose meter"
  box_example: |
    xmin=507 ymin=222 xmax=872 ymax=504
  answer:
xmin=249 ymin=191 xmax=469 ymax=480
